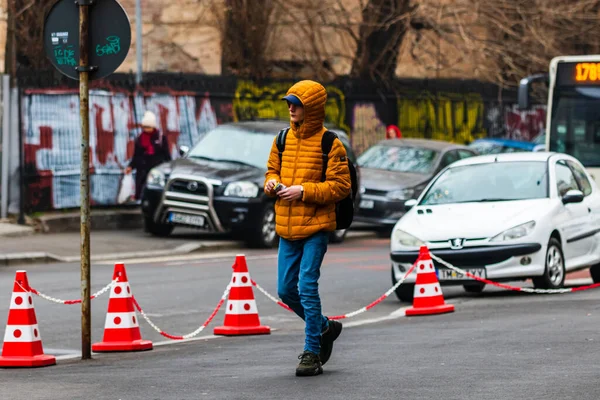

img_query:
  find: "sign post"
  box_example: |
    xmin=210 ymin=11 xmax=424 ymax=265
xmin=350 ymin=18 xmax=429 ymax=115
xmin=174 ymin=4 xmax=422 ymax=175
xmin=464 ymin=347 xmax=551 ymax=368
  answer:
xmin=43 ymin=0 xmax=131 ymax=360
xmin=78 ymin=0 xmax=92 ymax=360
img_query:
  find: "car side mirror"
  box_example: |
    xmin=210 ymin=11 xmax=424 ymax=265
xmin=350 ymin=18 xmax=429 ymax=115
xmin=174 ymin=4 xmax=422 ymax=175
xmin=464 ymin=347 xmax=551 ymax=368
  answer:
xmin=179 ymin=145 xmax=190 ymax=157
xmin=404 ymin=199 xmax=418 ymax=211
xmin=562 ymin=189 xmax=584 ymax=205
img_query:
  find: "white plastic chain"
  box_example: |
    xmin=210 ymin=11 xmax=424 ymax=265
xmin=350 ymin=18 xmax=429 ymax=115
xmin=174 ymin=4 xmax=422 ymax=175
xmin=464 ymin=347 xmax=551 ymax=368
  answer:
xmin=429 ymin=254 xmax=576 ymax=294
xmin=25 ymin=280 xmax=116 ymax=305
xmin=134 ymin=283 xmax=231 ymax=340
xmin=252 ymin=263 xmax=416 ymax=320
xmin=251 ymin=280 xmax=292 ymax=310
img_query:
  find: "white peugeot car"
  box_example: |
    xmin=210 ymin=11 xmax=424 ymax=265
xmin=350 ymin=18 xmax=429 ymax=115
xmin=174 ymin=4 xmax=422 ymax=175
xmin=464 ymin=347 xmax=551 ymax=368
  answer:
xmin=390 ymin=152 xmax=600 ymax=302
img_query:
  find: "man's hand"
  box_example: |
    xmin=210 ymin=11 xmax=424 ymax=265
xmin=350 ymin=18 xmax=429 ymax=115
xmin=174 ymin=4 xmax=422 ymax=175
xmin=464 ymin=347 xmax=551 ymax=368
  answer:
xmin=265 ymin=179 xmax=277 ymax=193
xmin=278 ymin=185 xmax=303 ymax=201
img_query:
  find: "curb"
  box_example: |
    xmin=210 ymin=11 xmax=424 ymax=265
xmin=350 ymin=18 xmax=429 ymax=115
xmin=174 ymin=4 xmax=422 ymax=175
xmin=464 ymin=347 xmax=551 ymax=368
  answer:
xmin=0 ymin=231 xmax=378 ymax=267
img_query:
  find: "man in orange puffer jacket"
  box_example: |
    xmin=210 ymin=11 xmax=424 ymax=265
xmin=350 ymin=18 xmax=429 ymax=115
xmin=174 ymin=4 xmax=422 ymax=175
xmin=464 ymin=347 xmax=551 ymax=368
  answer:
xmin=265 ymin=80 xmax=352 ymax=376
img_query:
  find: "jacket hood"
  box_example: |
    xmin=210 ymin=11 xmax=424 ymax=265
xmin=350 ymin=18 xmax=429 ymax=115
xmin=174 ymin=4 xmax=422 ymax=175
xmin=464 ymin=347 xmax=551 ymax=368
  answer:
xmin=286 ymin=80 xmax=327 ymax=139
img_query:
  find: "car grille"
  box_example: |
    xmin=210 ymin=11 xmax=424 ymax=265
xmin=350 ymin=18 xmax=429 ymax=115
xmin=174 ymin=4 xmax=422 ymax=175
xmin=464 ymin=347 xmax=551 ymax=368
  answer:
xmin=170 ymin=179 xmax=209 ymax=196
xmin=155 ymin=176 xmax=223 ymax=232
xmin=364 ymin=188 xmax=388 ymax=196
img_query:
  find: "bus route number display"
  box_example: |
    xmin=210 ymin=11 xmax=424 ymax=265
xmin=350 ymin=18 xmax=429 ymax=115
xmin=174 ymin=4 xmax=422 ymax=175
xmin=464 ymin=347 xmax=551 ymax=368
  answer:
xmin=557 ymin=61 xmax=600 ymax=86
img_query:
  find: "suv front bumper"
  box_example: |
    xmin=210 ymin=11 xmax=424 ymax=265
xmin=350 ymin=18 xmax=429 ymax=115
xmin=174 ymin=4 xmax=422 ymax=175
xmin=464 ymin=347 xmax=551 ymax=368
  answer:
xmin=142 ymin=174 xmax=267 ymax=233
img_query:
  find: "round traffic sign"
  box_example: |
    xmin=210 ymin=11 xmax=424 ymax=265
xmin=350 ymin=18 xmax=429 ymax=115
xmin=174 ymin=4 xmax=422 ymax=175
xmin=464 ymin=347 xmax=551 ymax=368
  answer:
xmin=43 ymin=0 xmax=132 ymax=80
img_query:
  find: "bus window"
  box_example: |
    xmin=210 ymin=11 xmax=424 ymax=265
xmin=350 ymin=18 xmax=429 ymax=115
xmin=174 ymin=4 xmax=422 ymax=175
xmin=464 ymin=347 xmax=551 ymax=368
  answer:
xmin=550 ymin=87 xmax=600 ymax=167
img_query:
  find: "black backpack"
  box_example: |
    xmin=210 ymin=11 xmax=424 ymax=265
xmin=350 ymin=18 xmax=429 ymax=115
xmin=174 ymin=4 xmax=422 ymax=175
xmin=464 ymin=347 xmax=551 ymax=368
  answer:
xmin=276 ymin=128 xmax=358 ymax=230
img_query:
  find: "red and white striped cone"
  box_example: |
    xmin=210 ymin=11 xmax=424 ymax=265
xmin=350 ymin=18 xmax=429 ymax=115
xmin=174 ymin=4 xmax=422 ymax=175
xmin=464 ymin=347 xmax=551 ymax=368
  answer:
xmin=0 ymin=270 xmax=56 ymax=368
xmin=405 ymin=246 xmax=455 ymax=316
xmin=214 ymin=255 xmax=270 ymax=336
xmin=92 ymin=263 xmax=153 ymax=352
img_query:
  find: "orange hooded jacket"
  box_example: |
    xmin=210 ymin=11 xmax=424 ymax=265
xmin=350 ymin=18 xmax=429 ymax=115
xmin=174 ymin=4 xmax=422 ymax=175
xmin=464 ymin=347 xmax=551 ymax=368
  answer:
xmin=264 ymin=80 xmax=352 ymax=240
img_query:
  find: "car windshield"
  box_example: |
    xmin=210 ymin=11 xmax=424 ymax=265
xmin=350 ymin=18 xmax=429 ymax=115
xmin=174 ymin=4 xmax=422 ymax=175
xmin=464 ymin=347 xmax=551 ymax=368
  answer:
xmin=187 ymin=126 xmax=275 ymax=169
xmin=470 ymin=142 xmax=531 ymax=155
xmin=420 ymin=161 xmax=548 ymax=205
xmin=357 ymin=145 xmax=438 ymax=173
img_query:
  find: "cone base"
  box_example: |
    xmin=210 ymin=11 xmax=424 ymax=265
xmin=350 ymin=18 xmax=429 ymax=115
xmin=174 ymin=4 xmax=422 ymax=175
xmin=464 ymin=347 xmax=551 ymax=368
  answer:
xmin=0 ymin=354 xmax=56 ymax=368
xmin=92 ymin=339 xmax=153 ymax=352
xmin=213 ymin=325 xmax=271 ymax=336
xmin=405 ymin=303 xmax=455 ymax=316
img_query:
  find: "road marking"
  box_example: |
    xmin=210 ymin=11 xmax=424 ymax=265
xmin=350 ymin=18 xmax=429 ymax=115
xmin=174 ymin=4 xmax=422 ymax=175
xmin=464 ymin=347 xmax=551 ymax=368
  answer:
xmin=342 ymin=306 xmax=410 ymax=328
xmin=46 ymin=307 xmax=413 ymax=363
xmin=154 ymin=334 xmax=223 ymax=346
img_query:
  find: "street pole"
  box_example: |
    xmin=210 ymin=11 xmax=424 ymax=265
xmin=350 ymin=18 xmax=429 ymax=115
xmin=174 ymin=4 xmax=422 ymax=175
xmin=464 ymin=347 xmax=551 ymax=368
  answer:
xmin=78 ymin=0 xmax=92 ymax=360
xmin=135 ymin=0 xmax=142 ymax=85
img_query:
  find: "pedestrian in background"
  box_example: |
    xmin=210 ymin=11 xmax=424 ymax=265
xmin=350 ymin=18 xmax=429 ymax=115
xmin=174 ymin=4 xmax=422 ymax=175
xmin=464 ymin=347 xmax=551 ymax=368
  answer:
xmin=386 ymin=124 xmax=402 ymax=139
xmin=264 ymin=80 xmax=352 ymax=376
xmin=124 ymin=110 xmax=171 ymax=200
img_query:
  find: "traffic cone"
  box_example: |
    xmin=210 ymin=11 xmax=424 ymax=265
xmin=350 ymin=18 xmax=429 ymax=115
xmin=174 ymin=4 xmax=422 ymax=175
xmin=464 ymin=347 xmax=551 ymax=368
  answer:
xmin=405 ymin=246 xmax=455 ymax=316
xmin=92 ymin=263 xmax=153 ymax=352
xmin=214 ymin=255 xmax=270 ymax=336
xmin=0 ymin=270 xmax=56 ymax=368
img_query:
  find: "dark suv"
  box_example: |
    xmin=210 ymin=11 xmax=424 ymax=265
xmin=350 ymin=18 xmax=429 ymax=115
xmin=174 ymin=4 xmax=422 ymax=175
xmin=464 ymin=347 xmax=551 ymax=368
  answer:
xmin=140 ymin=120 xmax=359 ymax=248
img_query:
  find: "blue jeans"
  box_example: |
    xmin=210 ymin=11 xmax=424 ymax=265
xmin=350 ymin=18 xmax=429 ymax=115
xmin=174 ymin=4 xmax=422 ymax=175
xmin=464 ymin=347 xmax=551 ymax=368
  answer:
xmin=277 ymin=231 xmax=330 ymax=354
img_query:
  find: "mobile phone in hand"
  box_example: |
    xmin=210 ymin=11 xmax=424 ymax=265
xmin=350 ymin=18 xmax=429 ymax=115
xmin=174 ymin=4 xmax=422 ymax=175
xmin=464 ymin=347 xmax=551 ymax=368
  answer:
xmin=274 ymin=183 xmax=287 ymax=193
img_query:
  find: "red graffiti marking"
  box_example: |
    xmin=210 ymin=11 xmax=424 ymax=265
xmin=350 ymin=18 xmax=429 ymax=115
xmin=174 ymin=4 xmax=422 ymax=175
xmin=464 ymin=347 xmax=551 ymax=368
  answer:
xmin=24 ymin=126 xmax=54 ymax=209
xmin=93 ymin=103 xmax=116 ymax=165
xmin=505 ymin=106 xmax=546 ymax=142
xmin=157 ymin=103 xmax=181 ymax=155
xmin=24 ymin=126 xmax=53 ymax=170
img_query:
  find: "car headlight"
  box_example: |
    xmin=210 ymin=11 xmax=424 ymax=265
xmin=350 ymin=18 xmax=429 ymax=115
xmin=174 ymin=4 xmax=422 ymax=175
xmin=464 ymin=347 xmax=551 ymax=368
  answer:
xmin=146 ymin=168 xmax=166 ymax=188
xmin=388 ymin=188 xmax=415 ymax=201
xmin=393 ymin=229 xmax=425 ymax=247
xmin=224 ymin=181 xmax=259 ymax=198
xmin=490 ymin=221 xmax=536 ymax=242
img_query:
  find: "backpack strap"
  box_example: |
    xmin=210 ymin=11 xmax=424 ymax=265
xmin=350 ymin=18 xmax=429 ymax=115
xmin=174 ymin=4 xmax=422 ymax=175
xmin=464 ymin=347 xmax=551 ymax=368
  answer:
xmin=276 ymin=127 xmax=290 ymax=165
xmin=321 ymin=130 xmax=338 ymax=182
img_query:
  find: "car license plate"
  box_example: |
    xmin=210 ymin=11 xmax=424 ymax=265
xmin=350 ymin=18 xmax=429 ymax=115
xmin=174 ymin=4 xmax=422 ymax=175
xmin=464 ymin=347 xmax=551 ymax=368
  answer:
xmin=359 ymin=199 xmax=375 ymax=209
xmin=437 ymin=268 xmax=486 ymax=281
xmin=169 ymin=213 xmax=205 ymax=227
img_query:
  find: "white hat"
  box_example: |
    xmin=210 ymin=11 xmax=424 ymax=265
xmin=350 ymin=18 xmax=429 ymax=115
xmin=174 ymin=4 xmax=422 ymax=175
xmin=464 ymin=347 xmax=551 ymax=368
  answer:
xmin=141 ymin=111 xmax=157 ymax=128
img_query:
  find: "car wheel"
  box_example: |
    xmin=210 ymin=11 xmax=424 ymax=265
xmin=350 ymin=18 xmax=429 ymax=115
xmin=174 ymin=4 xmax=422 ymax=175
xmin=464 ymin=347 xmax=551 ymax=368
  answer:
xmin=143 ymin=216 xmax=174 ymax=237
xmin=391 ymin=267 xmax=414 ymax=302
xmin=463 ymin=283 xmax=486 ymax=293
xmin=532 ymin=237 xmax=565 ymax=289
xmin=329 ymin=229 xmax=347 ymax=244
xmin=590 ymin=263 xmax=600 ymax=283
xmin=246 ymin=204 xmax=278 ymax=248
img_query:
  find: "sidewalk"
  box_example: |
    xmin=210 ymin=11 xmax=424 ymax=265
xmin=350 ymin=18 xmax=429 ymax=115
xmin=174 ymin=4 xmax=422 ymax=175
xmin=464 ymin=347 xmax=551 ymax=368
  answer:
xmin=0 ymin=227 xmax=377 ymax=267
xmin=0 ymin=227 xmax=240 ymax=266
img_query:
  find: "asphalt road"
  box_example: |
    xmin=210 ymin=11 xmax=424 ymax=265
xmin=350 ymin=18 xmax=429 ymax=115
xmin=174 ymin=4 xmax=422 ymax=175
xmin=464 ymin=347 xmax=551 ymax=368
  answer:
xmin=1 ymin=237 xmax=600 ymax=400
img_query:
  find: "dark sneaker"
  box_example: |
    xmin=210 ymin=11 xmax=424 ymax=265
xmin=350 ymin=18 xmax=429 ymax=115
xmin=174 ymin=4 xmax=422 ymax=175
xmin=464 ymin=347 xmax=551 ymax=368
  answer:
xmin=319 ymin=319 xmax=342 ymax=365
xmin=296 ymin=351 xmax=323 ymax=377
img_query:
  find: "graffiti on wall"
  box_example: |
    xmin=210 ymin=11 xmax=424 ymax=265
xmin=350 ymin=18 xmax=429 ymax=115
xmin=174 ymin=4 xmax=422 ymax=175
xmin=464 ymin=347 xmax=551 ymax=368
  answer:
xmin=22 ymin=90 xmax=221 ymax=211
xmin=352 ymin=103 xmax=387 ymax=155
xmin=505 ymin=104 xmax=546 ymax=142
xmin=233 ymin=80 xmax=351 ymax=133
xmin=484 ymin=103 xmax=547 ymax=141
xmin=18 ymin=78 xmax=545 ymax=213
xmin=397 ymin=93 xmax=486 ymax=144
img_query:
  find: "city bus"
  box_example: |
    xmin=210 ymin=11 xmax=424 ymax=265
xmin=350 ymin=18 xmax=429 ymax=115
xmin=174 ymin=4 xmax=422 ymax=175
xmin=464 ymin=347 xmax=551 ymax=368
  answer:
xmin=519 ymin=55 xmax=600 ymax=186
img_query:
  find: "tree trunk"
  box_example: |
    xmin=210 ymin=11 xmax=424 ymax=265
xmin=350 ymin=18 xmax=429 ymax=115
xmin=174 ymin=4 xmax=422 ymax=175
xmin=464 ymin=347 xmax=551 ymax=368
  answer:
xmin=351 ymin=0 xmax=413 ymax=82
xmin=220 ymin=0 xmax=275 ymax=79
xmin=4 ymin=0 xmax=55 ymax=80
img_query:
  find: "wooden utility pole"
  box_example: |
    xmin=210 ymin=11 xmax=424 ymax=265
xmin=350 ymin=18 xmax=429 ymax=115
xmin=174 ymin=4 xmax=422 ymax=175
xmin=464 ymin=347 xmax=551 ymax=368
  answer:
xmin=77 ymin=0 xmax=92 ymax=360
